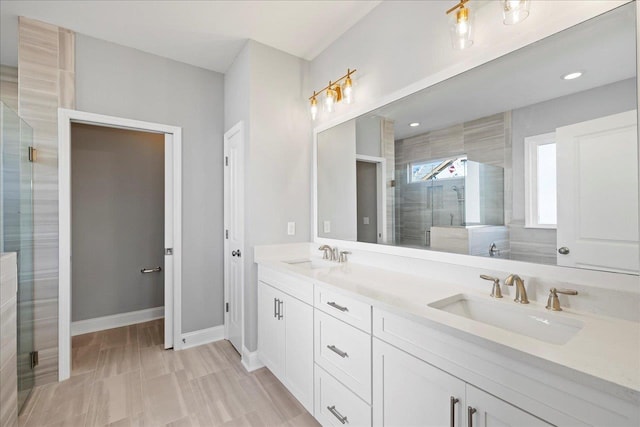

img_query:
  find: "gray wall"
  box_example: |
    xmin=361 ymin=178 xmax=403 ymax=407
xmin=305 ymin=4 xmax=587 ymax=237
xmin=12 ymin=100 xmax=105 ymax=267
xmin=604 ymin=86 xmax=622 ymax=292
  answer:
xmin=356 ymin=116 xmax=381 ymax=157
xmin=510 ymin=78 xmax=636 ymax=264
xmin=317 ymin=120 xmax=357 ymax=240
xmin=76 ymin=34 xmax=225 ymax=333
xmin=225 ymin=41 xmax=311 ymax=352
xmin=71 ymin=124 xmax=164 ymax=321
xmin=356 ymin=161 xmax=378 ymax=243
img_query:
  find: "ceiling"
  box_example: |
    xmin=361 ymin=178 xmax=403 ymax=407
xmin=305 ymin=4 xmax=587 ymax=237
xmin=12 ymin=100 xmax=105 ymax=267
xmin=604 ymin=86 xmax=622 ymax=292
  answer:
xmin=0 ymin=0 xmax=381 ymax=73
xmin=364 ymin=2 xmax=636 ymax=140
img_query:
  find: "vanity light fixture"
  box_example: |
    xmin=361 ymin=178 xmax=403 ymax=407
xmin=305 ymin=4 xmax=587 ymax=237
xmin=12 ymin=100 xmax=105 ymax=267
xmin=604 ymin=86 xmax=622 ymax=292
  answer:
xmin=409 ymin=122 xmax=420 ymax=127
xmin=501 ymin=0 xmax=531 ymax=25
xmin=309 ymin=68 xmax=356 ymax=120
xmin=562 ymin=71 xmax=583 ymax=80
xmin=446 ymin=0 xmax=474 ymax=50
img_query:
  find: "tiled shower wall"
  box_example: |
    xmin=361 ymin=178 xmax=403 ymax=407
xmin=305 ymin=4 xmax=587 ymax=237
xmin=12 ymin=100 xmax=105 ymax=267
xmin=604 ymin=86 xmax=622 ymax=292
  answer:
xmin=0 ymin=65 xmax=19 ymax=112
xmin=18 ymin=17 xmax=75 ymax=385
xmin=394 ymin=113 xmax=512 ymax=247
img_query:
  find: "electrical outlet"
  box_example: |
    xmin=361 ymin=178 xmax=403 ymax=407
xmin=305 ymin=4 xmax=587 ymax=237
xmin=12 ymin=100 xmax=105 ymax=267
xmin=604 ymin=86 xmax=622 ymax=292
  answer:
xmin=287 ymin=222 xmax=295 ymax=235
xmin=323 ymin=220 xmax=331 ymax=233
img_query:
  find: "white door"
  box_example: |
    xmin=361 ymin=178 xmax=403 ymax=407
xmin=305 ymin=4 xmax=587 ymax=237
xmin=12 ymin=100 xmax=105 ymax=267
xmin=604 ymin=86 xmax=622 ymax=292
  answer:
xmin=224 ymin=122 xmax=245 ymax=353
xmin=164 ymin=134 xmax=174 ymax=349
xmin=466 ymin=385 xmax=552 ymax=427
xmin=556 ymin=110 xmax=639 ymax=273
xmin=373 ymin=338 xmax=466 ymax=427
xmin=283 ymin=294 xmax=313 ymax=413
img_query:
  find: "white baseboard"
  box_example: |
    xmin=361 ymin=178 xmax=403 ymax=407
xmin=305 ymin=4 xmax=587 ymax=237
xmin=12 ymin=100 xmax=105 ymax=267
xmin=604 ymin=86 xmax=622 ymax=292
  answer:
xmin=242 ymin=346 xmax=264 ymax=372
xmin=180 ymin=325 xmax=225 ymax=349
xmin=71 ymin=306 xmax=164 ymax=336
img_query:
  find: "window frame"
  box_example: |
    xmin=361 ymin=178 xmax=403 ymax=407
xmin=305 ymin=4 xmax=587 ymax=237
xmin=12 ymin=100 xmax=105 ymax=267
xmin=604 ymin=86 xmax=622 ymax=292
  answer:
xmin=524 ymin=132 xmax=557 ymax=229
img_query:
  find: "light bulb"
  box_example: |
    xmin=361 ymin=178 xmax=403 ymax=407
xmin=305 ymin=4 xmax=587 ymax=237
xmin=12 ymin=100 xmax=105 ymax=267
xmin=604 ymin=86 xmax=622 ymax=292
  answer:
xmin=310 ymin=96 xmax=318 ymax=120
xmin=325 ymin=87 xmax=335 ymax=113
xmin=343 ymin=75 xmax=353 ymax=104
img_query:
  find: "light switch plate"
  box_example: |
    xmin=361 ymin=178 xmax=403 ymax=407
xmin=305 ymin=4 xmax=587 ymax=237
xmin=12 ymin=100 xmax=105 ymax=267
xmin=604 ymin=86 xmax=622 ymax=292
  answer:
xmin=323 ymin=221 xmax=331 ymax=233
xmin=287 ymin=222 xmax=295 ymax=235
xmin=363 ymin=217 xmax=370 ymax=225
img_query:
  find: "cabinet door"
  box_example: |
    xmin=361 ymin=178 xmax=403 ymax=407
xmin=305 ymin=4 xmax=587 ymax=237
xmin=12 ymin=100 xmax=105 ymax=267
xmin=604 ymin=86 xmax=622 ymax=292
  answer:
xmin=257 ymin=281 xmax=285 ymax=378
xmin=373 ymin=338 xmax=465 ymax=427
xmin=466 ymin=385 xmax=553 ymax=427
xmin=283 ymin=294 xmax=314 ymax=414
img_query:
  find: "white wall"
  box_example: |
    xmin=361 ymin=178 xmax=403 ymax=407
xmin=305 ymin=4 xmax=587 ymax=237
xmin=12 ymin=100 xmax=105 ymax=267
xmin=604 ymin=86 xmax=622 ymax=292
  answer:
xmin=309 ymin=1 xmax=628 ymax=128
xmin=225 ymin=41 xmax=311 ymax=351
xmin=75 ymin=34 xmax=225 ymax=333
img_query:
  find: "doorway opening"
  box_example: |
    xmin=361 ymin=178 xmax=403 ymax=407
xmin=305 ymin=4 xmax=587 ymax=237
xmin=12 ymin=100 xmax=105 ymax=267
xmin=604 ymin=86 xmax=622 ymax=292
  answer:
xmin=355 ymin=155 xmax=386 ymax=244
xmin=59 ymin=109 xmax=182 ymax=381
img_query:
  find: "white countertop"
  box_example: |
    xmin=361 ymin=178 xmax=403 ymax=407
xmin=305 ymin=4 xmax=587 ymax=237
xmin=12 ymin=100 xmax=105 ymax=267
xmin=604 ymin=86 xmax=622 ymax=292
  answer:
xmin=255 ymin=253 xmax=640 ymax=400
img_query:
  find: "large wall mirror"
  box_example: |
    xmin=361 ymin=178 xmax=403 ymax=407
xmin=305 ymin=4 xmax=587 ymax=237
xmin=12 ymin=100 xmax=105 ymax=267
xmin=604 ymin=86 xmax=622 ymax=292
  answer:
xmin=316 ymin=3 xmax=639 ymax=275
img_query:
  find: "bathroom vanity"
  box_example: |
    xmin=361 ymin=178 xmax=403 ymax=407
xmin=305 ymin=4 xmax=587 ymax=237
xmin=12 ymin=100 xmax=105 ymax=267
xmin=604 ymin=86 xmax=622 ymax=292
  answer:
xmin=255 ymin=245 xmax=639 ymax=427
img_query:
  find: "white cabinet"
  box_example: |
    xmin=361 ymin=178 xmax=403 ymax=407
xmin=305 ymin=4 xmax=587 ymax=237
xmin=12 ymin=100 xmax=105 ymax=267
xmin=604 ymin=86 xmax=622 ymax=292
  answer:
xmin=466 ymin=385 xmax=552 ymax=427
xmin=258 ymin=280 xmax=285 ymax=377
xmin=373 ymin=338 xmax=553 ymax=427
xmin=373 ymin=338 xmax=465 ymax=427
xmin=315 ymin=365 xmax=372 ymax=427
xmin=257 ymin=279 xmax=313 ymax=414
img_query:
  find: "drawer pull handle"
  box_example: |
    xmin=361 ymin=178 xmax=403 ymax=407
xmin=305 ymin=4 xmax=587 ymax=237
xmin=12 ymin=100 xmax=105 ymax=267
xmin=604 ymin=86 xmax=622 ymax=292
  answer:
xmin=468 ymin=406 xmax=477 ymax=427
xmin=327 ymin=405 xmax=348 ymax=424
xmin=327 ymin=345 xmax=349 ymax=358
xmin=450 ymin=397 xmax=459 ymax=427
xmin=327 ymin=301 xmax=349 ymax=312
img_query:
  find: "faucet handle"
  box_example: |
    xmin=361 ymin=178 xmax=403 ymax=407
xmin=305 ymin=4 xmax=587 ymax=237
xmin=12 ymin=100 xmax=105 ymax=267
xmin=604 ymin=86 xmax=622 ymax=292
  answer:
xmin=339 ymin=251 xmax=351 ymax=263
xmin=546 ymin=288 xmax=578 ymax=311
xmin=318 ymin=246 xmax=331 ymax=260
xmin=480 ymin=275 xmax=502 ymax=298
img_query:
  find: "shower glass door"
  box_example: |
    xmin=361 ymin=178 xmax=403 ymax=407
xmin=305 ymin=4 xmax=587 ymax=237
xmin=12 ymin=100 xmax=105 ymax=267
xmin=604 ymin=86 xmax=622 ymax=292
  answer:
xmin=1 ymin=101 xmax=35 ymax=411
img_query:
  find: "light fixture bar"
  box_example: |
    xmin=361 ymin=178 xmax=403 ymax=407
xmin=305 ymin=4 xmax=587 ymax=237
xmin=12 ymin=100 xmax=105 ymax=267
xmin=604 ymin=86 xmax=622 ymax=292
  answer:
xmin=445 ymin=0 xmax=469 ymax=16
xmin=309 ymin=68 xmax=356 ymax=101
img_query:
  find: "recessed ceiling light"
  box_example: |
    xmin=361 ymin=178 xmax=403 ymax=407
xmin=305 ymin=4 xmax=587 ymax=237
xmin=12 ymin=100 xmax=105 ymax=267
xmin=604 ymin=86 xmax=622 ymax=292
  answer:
xmin=409 ymin=122 xmax=420 ymax=127
xmin=562 ymin=72 xmax=583 ymax=80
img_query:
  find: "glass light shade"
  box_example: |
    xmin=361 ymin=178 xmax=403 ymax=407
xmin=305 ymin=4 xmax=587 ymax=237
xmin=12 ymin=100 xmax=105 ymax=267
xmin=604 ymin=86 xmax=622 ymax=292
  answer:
xmin=343 ymin=76 xmax=353 ymax=104
xmin=310 ymin=97 xmax=318 ymax=120
xmin=325 ymin=87 xmax=336 ymax=113
xmin=502 ymin=0 xmax=530 ymax=25
xmin=449 ymin=5 xmax=474 ymax=50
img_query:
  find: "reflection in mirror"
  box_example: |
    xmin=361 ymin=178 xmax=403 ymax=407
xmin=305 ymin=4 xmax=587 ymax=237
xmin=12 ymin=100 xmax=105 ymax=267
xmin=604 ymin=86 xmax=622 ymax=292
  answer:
xmin=316 ymin=3 xmax=639 ymax=274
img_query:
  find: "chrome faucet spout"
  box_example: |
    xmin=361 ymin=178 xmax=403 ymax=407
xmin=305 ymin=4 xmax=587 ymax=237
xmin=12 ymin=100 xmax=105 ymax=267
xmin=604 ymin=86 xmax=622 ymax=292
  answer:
xmin=504 ymin=274 xmax=529 ymax=304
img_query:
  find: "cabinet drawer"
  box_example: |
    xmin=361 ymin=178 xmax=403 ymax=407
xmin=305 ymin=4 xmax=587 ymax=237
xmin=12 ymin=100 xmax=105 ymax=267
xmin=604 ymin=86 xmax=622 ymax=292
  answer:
xmin=315 ymin=309 xmax=371 ymax=403
xmin=315 ymin=365 xmax=371 ymax=427
xmin=315 ymin=285 xmax=371 ymax=332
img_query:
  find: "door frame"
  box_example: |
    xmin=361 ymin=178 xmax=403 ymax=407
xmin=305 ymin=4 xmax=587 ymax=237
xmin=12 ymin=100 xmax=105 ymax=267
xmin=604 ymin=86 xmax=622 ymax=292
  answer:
xmin=223 ymin=121 xmax=245 ymax=354
xmin=355 ymin=154 xmax=387 ymax=243
xmin=57 ymin=108 xmax=183 ymax=381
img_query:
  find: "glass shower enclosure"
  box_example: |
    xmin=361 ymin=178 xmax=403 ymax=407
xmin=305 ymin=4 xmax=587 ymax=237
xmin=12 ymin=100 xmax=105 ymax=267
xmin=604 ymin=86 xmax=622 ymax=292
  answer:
xmin=1 ymin=101 xmax=36 ymax=411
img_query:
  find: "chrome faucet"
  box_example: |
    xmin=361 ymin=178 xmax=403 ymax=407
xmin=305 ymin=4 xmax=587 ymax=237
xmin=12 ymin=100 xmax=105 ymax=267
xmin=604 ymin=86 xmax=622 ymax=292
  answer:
xmin=318 ymin=245 xmax=333 ymax=260
xmin=504 ymin=274 xmax=529 ymax=304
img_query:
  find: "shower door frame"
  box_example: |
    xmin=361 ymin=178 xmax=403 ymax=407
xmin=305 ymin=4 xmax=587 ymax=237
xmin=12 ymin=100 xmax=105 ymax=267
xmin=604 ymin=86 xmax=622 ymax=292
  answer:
xmin=57 ymin=108 xmax=183 ymax=381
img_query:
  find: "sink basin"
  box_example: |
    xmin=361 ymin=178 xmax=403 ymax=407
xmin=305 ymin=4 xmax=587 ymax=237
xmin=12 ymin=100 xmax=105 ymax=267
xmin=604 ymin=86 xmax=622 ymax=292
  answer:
xmin=428 ymin=294 xmax=584 ymax=345
xmin=283 ymin=258 xmax=336 ymax=270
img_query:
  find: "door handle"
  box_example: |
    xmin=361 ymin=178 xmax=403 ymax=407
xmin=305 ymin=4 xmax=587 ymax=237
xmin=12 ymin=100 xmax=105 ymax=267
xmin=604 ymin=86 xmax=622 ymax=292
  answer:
xmin=277 ymin=299 xmax=283 ymax=320
xmin=141 ymin=267 xmax=162 ymax=273
xmin=274 ymin=298 xmax=278 ymax=318
xmin=558 ymin=247 xmax=570 ymax=255
xmin=232 ymin=249 xmax=242 ymax=257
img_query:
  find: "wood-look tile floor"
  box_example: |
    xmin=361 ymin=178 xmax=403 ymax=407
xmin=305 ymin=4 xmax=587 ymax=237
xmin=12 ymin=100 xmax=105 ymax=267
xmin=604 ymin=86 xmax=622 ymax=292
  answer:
xmin=18 ymin=320 xmax=319 ymax=427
